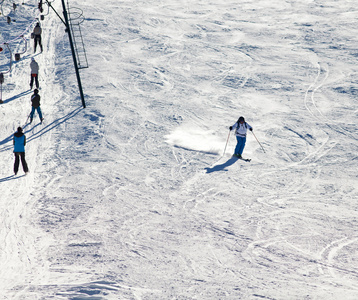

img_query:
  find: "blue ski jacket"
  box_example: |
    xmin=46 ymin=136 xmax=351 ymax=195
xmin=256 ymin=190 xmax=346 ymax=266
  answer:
xmin=13 ymin=132 xmax=26 ymax=153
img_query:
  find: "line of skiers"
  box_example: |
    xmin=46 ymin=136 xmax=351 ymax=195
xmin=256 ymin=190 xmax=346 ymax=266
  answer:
xmin=29 ymin=57 xmax=43 ymax=123
xmin=13 ymin=90 xmax=43 ymax=175
xmin=12 ymin=23 xmax=44 ymax=176
xmin=13 ymin=88 xmax=43 ymax=175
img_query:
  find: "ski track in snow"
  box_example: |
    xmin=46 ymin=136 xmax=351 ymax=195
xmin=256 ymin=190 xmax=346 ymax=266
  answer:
xmin=0 ymin=0 xmax=358 ymax=299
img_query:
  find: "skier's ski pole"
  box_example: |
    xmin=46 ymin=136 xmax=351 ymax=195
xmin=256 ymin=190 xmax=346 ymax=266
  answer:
xmin=24 ymin=112 xmax=31 ymax=125
xmin=251 ymin=131 xmax=266 ymax=153
xmin=223 ymin=130 xmax=231 ymax=155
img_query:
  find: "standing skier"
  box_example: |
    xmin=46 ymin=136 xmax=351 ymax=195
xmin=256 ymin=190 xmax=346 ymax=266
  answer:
xmin=13 ymin=127 xmax=29 ymax=175
xmin=32 ymin=22 xmax=43 ymax=53
xmin=30 ymin=57 xmax=39 ymax=89
xmin=229 ymin=116 xmax=253 ymax=158
xmin=30 ymin=89 xmax=43 ymax=123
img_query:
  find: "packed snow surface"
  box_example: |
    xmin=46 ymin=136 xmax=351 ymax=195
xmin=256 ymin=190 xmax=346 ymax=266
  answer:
xmin=0 ymin=0 xmax=358 ymax=299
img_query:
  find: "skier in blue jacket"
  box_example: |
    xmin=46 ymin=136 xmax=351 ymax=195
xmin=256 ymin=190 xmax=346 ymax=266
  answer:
xmin=13 ymin=127 xmax=29 ymax=175
xmin=229 ymin=116 xmax=253 ymax=158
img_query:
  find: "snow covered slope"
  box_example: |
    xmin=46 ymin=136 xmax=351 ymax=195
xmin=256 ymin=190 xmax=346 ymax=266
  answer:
xmin=0 ymin=0 xmax=358 ymax=298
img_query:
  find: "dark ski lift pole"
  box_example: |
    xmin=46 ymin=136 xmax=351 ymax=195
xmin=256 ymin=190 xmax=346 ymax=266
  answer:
xmin=0 ymin=73 xmax=4 ymax=104
xmin=61 ymin=0 xmax=86 ymax=108
xmin=45 ymin=0 xmax=86 ymax=108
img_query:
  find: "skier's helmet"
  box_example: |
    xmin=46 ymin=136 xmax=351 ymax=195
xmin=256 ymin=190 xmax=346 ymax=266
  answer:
xmin=238 ymin=116 xmax=245 ymax=123
xmin=34 ymin=89 xmax=39 ymax=94
xmin=17 ymin=127 xmax=22 ymax=133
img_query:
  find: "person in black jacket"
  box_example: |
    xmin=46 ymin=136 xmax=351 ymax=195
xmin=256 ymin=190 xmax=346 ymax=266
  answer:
xmin=30 ymin=89 xmax=43 ymax=123
xmin=13 ymin=127 xmax=29 ymax=175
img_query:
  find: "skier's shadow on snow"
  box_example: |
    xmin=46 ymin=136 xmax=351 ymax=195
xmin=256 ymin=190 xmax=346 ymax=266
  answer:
xmin=0 ymin=134 xmax=14 ymax=150
xmin=2 ymin=89 xmax=32 ymax=104
xmin=0 ymin=174 xmax=25 ymax=183
xmin=0 ymin=106 xmax=83 ymax=153
xmin=26 ymin=106 xmax=83 ymax=143
xmin=205 ymin=157 xmax=237 ymax=173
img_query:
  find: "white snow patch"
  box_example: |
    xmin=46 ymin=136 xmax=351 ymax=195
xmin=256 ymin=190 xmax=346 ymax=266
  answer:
xmin=165 ymin=125 xmax=224 ymax=155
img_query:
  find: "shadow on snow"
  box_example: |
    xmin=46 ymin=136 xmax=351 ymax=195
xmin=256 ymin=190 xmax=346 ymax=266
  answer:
xmin=26 ymin=106 xmax=83 ymax=143
xmin=205 ymin=156 xmax=238 ymax=173
xmin=0 ymin=174 xmax=26 ymax=183
xmin=0 ymin=106 xmax=83 ymax=154
xmin=174 ymin=145 xmax=218 ymax=155
xmin=1 ymin=89 xmax=32 ymax=104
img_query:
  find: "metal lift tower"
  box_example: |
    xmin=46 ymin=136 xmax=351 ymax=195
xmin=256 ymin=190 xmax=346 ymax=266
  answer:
xmin=45 ymin=0 xmax=87 ymax=108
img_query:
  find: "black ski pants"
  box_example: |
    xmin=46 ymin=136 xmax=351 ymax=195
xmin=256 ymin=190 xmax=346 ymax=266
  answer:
xmin=34 ymin=35 xmax=43 ymax=52
xmin=30 ymin=74 xmax=39 ymax=89
xmin=14 ymin=152 xmax=29 ymax=174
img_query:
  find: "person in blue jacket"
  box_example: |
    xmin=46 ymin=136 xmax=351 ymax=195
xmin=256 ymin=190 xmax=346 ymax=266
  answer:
xmin=229 ymin=116 xmax=253 ymax=158
xmin=13 ymin=127 xmax=29 ymax=175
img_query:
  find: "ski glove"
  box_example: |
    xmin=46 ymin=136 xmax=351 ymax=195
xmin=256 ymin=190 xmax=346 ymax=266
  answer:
xmin=229 ymin=126 xmax=233 ymax=130
xmin=249 ymin=128 xmax=253 ymax=131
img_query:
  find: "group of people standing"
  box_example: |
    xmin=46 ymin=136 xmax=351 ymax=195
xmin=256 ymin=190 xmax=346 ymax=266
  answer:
xmin=12 ymin=23 xmax=44 ymax=176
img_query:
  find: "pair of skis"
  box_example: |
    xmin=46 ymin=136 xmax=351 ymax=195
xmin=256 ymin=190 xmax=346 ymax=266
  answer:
xmin=232 ymin=155 xmax=251 ymax=162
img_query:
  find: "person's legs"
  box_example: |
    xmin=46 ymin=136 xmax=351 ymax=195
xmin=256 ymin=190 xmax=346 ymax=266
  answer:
xmin=37 ymin=107 xmax=43 ymax=120
xmin=235 ymin=136 xmax=246 ymax=156
xmin=238 ymin=137 xmax=246 ymax=155
xmin=30 ymin=107 xmax=36 ymax=122
xmin=34 ymin=75 xmax=39 ymax=88
xmin=20 ymin=152 xmax=29 ymax=173
xmin=30 ymin=76 xmax=34 ymax=89
xmin=39 ymin=36 xmax=43 ymax=52
xmin=235 ymin=136 xmax=243 ymax=155
xmin=14 ymin=153 xmax=20 ymax=174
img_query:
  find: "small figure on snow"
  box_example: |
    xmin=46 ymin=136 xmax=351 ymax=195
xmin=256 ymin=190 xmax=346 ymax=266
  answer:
xmin=38 ymin=0 xmax=43 ymax=13
xmin=13 ymin=127 xmax=29 ymax=175
xmin=32 ymin=22 xmax=43 ymax=53
xmin=30 ymin=89 xmax=43 ymax=123
xmin=30 ymin=57 xmax=39 ymax=89
xmin=229 ymin=116 xmax=253 ymax=158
